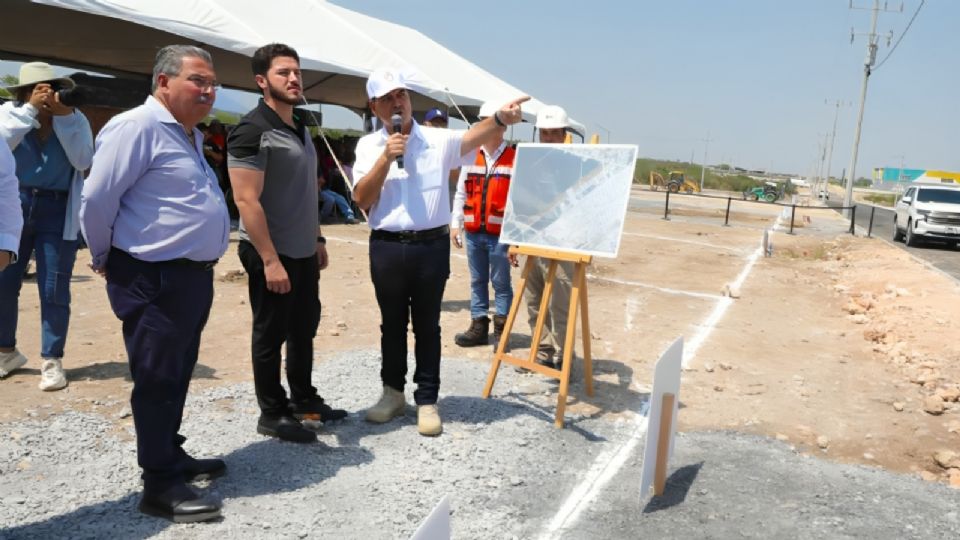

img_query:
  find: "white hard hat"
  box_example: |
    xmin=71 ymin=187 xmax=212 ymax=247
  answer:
xmin=478 ymin=101 xmax=498 ymax=119
xmin=535 ymin=105 xmax=570 ymax=129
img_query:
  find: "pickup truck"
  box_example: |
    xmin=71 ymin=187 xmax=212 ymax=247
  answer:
xmin=893 ymin=183 xmax=960 ymax=247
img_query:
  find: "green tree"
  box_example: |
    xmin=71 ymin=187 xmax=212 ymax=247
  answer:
xmin=0 ymin=74 xmax=18 ymax=99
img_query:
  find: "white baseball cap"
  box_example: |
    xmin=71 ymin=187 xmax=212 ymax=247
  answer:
xmin=366 ymin=69 xmax=409 ymax=100
xmin=478 ymin=101 xmax=498 ymax=119
xmin=535 ymin=105 xmax=570 ymax=130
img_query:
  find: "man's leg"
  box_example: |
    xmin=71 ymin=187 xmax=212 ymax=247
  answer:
xmin=238 ymin=241 xmax=294 ymax=416
xmin=465 ymin=232 xmax=490 ymax=319
xmin=409 ymin=236 xmax=450 ymax=406
xmin=369 ymin=238 xmax=411 ymax=392
xmin=284 ymin=255 xmax=319 ymax=403
xmin=319 ymin=190 xmax=336 ymax=222
xmin=525 ymin=257 xmax=556 ymax=359
xmin=365 ymin=237 xmax=411 ymax=424
xmin=105 ymin=254 xmax=213 ymax=491
xmin=286 ymin=255 xmax=346 ymax=423
xmin=105 ymin=252 xmax=220 ymax=521
xmin=489 ymin=236 xmax=513 ymax=317
xmin=547 ymin=261 xmax=576 ymax=364
xmin=409 ymin=236 xmax=449 ymax=436
xmin=330 ymin=191 xmax=356 ymax=220
xmin=455 ymin=231 xmax=490 ymax=347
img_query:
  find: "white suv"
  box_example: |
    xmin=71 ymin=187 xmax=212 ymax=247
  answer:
xmin=893 ymin=183 xmax=960 ymax=247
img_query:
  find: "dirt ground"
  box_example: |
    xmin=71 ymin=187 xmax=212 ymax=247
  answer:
xmin=3 ymin=188 xmax=959 ymax=487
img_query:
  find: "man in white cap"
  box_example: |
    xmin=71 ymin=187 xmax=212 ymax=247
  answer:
xmin=0 ymin=62 xmax=93 ymax=389
xmin=525 ymin=105 xmax=575 ymax=369
xmin=353 ymin=69 xmax=527 ymax=436
xmin=450 ymin=101 xmax=519 ymax=351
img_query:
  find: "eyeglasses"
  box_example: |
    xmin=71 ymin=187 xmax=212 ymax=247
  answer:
xmin=185 ymin=75 xmax=221 ymax=91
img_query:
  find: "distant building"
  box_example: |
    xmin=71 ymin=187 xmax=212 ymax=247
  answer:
xmin=872 ymin=167 xmax=960 ymax=191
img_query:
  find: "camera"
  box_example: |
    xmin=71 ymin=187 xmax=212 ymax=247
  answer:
xmin=54 ymin=85 xmax=91 ymax=108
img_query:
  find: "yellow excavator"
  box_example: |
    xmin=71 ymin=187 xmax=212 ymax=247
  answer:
xmin=650 ymin=171 xmax=701 ymax=193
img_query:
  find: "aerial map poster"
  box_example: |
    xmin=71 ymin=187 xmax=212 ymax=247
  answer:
xmin=499 ymin=143 xmax=639 ymax=258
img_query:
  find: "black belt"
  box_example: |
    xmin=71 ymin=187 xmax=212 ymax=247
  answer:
xmin=21 ymin=187 xmax=68 ymax=200
xmin=111 ymin=248 xmax=218 ymax=271
xmin=370 ymin=225 xmax=449 ymax=243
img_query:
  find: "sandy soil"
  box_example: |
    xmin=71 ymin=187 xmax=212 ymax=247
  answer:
xmin=2 ymin=190 xmax=958 ymax=486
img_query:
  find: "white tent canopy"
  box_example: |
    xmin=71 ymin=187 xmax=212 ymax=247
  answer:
xmin=1 ymin=0 xmax=583 ymax=132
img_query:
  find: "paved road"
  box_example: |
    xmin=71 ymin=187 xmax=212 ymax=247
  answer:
xmin=828 ymin=201 xmax=960 ymax=281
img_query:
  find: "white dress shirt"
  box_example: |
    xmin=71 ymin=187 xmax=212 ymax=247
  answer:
xmin=353 ymin=121 xmax=471 ymax=231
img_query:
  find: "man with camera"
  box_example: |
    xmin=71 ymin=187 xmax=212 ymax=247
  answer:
xmin=0 ymin=62 xmax=93 ymax=390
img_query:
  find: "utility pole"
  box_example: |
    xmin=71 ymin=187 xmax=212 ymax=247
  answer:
xmin=845 ymin=0 xmax=899 ymax=216
xmin=815 ymin=136 xmax=824 ymax=192
xmin=897 ymin=154 xmax=906 ymax=195
xmin=824 ymin=99 xmax=846 ymax=196
xmin=699 ymin=131 xmax=712 ymax=191
xmin=819 ymin=133 xmax=829 ymax=193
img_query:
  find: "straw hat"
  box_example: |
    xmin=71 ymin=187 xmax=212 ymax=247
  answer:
xmin=4 ymin=62 xmax=75 ymax=91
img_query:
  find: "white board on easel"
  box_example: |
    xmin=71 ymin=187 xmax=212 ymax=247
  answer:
xmin=639 ymin=337 xmax=683 ymax=498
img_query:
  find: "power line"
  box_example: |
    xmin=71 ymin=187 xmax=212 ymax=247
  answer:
xmin=874 ymin=0 xmax=924 ymax=71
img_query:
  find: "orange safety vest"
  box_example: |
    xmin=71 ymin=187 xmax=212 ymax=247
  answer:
xmin=461 ymin=144 xmax=516 ymax=235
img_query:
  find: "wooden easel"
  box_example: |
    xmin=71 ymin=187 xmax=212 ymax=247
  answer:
xmin=481 ymin=245 xmax=594 ymax=428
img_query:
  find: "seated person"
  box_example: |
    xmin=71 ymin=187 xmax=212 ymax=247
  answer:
xmin=318 ymin=174 xmax=358 ymax=224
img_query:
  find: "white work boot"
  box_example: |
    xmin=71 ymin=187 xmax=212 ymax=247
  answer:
xmin=417 ymin=404 xmax=442 ymax=437
xmin=0 ymin=349 xmax=28 ymax=378
xmin=364 ymin=386 xmax=407 ymax=423
xmin=38 ymin=358 xmax=67 ymax=391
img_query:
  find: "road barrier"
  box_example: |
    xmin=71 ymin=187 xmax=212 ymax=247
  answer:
xmin=657 ymin=191 xmax=858 ymax=236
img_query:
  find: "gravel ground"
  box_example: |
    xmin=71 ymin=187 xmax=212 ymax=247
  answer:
xmin=2 ymin=351 xmax=959 ymax=539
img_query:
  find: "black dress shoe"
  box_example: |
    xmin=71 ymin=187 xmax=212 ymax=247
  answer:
xmin=291 ymin=397 xmax=347 ymax=423
xmin=139 ymin=483 xmax=221 ymax=523
xmin=183 ymin=457 xmax=227 ymax=483
xmin=257 ymin=414 xmax=317 ymax=443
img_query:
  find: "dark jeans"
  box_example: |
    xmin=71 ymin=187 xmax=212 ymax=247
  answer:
xmin=0 ymin=189 xmax=79 ymax=358
xmin=238 ymin=241 xmax=321 ymax=416
xmin=369 ymin=234 xmax=449 ymax=405
xmin=104 ymin=249 xmax=214 ymax=492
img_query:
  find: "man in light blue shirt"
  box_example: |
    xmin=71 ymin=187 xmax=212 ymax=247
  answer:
xmin=80 ymin=45 xmax=228 ymax=524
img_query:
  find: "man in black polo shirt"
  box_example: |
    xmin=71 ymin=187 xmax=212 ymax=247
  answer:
xmin=228 ymin=43 xmax=345 ymax=443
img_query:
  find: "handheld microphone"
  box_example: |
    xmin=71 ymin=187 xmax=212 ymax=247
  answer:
xmin=391 ymin=113 xmax=404 ymax=169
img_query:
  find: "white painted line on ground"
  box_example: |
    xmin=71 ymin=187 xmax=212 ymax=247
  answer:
xmin=539 ymin=413 xmax=648 ymax=540
xmin=622 ymin=231 xmax=746 ymax=254
xmin=540 ymin=221 xmax=777 ymax=540
xmin=588 ymin=274 xmax=724 ymax=301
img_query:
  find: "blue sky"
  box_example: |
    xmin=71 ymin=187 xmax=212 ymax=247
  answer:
xmin=332 ymin=0 xmax=957 ymax=178
xmin=3 ymin=1 xmax=956 ymax=177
